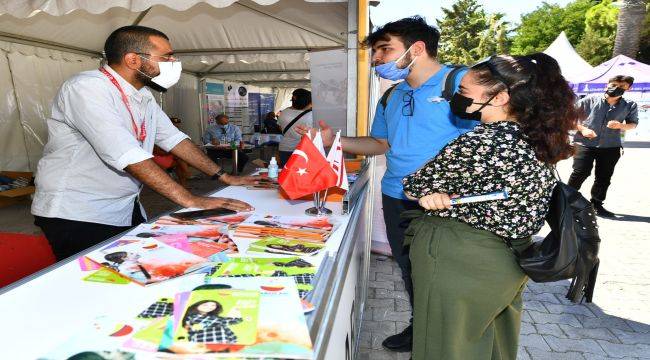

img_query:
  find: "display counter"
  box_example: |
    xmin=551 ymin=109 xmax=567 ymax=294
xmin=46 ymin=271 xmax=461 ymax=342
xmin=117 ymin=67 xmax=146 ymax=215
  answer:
xmin=0 ymin=157 xmax=376 ymax=360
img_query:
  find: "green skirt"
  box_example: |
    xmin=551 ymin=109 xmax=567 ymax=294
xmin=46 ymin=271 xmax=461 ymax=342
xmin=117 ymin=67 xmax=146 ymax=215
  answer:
xmin=405 ymin=213 xmax=529 ymax=360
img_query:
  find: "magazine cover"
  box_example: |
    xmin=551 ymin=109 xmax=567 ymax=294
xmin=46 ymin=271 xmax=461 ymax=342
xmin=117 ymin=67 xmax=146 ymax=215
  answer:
xmin=161 ymin=278 xmax=313 ymax=358
xmin=206 ymin=257 xmax=316 ymax=299
xmin=172 ymin=288 xmax=260 ymax=348
xmin=86 ymin=239 xmax=209 ymax=285
xmin=234 ymin=215 xmax=336 ymax=243
xmin=155 ymin=211 xmax=253 ymax=227
xmin=247 ymin=237 xmax=325 ymax=257
xmin=124 ymin=224 xmax=236 ymax=256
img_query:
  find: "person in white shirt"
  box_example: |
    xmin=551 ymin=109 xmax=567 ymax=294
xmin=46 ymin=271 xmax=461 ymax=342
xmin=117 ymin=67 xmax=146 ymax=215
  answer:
xmin=277 ymin=89 xmax=313 ymax=166
xmin=32 ymin=26 xmax=259 ymax=260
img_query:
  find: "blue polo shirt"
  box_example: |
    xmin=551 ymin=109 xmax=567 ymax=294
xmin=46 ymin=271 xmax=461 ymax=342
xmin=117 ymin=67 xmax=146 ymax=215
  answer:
xmin=370 ymin=66 xmax=476 ymax=200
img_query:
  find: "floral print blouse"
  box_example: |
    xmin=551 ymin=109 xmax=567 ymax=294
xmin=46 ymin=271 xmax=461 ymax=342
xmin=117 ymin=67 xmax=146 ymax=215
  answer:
xmin=402 ymin=121 xmax=556 ymax=239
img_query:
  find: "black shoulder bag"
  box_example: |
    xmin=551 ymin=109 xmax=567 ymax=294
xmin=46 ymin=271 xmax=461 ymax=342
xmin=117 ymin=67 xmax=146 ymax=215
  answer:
xmin=282 ymin=109 xmax=312 ymax=135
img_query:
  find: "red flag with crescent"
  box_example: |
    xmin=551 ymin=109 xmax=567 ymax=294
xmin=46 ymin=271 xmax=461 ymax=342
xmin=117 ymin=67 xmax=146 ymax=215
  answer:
xmin=279 ymin=134 xmax=338 ymax=199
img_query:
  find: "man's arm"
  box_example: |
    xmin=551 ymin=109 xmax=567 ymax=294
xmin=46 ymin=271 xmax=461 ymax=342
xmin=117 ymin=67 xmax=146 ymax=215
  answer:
xmin=340 ymin=136 xmax=389 ymax=155
xmin=168 ymin=139 xmax=259 ymax=185
xmin=125 ymin=158 xmax=253 ymax=211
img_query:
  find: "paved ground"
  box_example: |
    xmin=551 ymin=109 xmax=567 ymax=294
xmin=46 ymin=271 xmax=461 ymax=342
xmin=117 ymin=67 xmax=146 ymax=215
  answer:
xmin=359 ymin=146 xmax=650 ymax=360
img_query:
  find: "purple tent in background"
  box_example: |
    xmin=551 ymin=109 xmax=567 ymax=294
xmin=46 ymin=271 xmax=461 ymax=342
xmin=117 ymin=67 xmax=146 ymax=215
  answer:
xmin=573 ymin=55 xmax=650 ymax=94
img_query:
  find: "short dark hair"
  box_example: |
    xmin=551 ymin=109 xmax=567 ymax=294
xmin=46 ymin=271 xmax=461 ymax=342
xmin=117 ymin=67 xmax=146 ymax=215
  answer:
xmin=291 ymin=88 xmax=312 ymax=110
xmin=362 ymin=16 xmax=440 ymax=58
xmin=608 ymin=75 xmax=634 ymax=86
xmin=104 ymin=25 xmax=169 ymax=65
xmin=215 ymin=114 xmax=228 ymax=122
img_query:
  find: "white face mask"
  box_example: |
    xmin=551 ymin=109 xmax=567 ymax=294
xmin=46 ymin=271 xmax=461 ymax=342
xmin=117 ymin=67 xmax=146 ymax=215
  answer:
xmin=138 ymin=55 xmax=182 ymax=89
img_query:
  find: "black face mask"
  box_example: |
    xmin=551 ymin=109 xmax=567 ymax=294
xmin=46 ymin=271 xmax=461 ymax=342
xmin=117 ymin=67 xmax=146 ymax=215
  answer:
xmin=449 ymin=92 xmax=497 ymax=121
xmin=605 ymin=86 xmax=625 ymax=97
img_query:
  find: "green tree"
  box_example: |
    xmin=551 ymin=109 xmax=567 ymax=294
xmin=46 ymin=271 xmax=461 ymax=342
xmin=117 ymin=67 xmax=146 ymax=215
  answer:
xmin=510 ymin=0 xmax=595 ymax=55
xmin=436 ymin=0 xmax=488 ymax=64
xmin=637 ymin=10 xmax=650 ymax=63
xmin=576 ymin=0 xmax=619 ymax=65
xmin=436 ymin=0 xmax=510 ymax=64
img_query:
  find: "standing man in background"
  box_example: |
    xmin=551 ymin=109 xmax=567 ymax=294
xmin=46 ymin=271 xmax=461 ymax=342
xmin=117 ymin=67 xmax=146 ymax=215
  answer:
xmin=569 ymin=75 xmax=638 ymax=217
xmin=32 ymin=26 xmax=257 ymax=260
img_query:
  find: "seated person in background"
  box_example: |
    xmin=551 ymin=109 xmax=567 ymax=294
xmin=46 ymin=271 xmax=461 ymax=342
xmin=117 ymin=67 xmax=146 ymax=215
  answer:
xmin=262 ymin=112 xmax=282 ymax=134
xmin=278 ymin=89 xmax=313 ymax=166
xmin=202 ymin=114 xmax=248 ymax=173
xmin=153 ymin=116 xmax=190 ymax=187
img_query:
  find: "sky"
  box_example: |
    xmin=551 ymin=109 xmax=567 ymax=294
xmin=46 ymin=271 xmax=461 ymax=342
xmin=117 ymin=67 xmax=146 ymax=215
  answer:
xmin=370 ymin=0 xmax=575 ymax=28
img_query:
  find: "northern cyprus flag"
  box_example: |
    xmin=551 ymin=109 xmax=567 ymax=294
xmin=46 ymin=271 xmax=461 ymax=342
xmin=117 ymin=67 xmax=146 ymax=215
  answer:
xmin=326 ymin=130 xmax=349 ymax=190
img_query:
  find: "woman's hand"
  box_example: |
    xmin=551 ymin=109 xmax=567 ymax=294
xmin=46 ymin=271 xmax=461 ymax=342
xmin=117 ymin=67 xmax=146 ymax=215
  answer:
xmin=418 ymin=193 xmax=453 ymax=210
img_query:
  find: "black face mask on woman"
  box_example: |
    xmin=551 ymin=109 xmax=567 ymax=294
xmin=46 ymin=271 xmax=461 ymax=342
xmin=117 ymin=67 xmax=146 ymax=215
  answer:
xmin=449 ymin=92 xmax=498 ymax=121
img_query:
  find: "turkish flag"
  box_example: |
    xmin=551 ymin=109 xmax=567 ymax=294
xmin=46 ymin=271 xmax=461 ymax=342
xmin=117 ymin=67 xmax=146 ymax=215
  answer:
xmin=279 ymin=135 xmax=338 ymax=200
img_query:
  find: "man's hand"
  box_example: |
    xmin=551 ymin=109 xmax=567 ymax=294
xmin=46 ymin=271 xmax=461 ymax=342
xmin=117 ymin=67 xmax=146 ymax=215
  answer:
xmin=580 ymin=127 xmax=598 ymax=139
xmin=221 ymin=174 xmax=262 ymax=186
xmin=296 ymin=120 xmax=335 ymax=147
xmin=419 ymin=193 xmax=453 ymax=210
xmin=607 ymin=121 xmax=622 ymax=130
xmin=188 ymin=196 xmax=253 ymax=212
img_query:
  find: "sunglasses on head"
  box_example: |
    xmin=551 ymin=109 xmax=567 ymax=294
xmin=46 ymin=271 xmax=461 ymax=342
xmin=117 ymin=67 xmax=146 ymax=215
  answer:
xmin=472 ymin=56 xmax=511 ymax=93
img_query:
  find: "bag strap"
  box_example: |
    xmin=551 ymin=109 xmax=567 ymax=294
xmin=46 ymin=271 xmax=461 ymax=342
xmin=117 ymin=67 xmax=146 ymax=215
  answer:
xmin=441 ymin=65 xmax=467 ymax=101
xmin=282 ymin=109 xmax=312 ymax=135
xmin=379 ymin=83 xmax=399 ymax=109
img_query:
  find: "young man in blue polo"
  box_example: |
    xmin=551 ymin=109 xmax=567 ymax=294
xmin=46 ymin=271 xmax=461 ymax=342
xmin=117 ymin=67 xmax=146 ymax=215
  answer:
xmin=301 ymin=16 xmax=476 ymax=352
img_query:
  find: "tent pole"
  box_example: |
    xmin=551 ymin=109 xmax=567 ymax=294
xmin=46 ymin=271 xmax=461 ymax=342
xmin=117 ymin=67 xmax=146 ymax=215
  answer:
xmin=131 ymin=7 xmax=152 ymax=26
xmin=0 ymin=32 xmax=100 ymax=58
xmin=356 ymin=0 xmax=370 ymax=137
xmin=345 ymin=0 xmax=358 ymax=137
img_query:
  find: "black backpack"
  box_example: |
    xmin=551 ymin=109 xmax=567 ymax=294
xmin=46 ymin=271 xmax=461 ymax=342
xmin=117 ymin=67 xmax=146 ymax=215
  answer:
xmin=379 ymin=65 xmax=466 ymax=108
xmin=505 ymin=182 xmax=601 ymax=303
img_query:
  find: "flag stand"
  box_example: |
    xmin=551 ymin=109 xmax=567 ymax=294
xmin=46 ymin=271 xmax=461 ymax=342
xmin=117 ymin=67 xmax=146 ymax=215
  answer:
xmin=305 ymin=189 xmax=332 ymax=216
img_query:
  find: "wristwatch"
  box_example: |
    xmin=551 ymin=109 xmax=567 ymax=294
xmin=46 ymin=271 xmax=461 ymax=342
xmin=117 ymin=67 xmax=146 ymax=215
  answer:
xmin=211 ymin=169 xmax=226 ymax=180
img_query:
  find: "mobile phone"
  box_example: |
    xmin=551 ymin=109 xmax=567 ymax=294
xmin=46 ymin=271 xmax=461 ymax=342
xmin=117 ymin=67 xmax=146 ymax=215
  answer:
xmin=170 ymin=208 xmax=237 ymax=220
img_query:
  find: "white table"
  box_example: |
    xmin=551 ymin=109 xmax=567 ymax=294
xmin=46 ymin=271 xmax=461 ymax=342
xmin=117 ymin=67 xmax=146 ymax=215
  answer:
xmin=0 ymin=159 xmax=375 ymax=360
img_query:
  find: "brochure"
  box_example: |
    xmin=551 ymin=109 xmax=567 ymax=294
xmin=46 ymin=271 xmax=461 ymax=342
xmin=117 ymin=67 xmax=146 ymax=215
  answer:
xmin=247 ymin=237 xmax=325 ymax=257
xmin=86 ymin=239 xmax=209 ymax=285
xmin=234 ymin=215 xmax=336 ymax=243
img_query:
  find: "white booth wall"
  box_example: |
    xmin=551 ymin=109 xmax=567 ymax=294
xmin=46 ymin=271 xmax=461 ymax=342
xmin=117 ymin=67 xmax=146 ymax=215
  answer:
xmin=0 ymin=41 xmax=99 ymax=172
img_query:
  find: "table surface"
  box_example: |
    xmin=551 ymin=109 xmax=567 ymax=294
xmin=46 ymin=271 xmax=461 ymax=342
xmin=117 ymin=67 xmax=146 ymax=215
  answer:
xmin=0 ymin=184 xmax=349 ymax=359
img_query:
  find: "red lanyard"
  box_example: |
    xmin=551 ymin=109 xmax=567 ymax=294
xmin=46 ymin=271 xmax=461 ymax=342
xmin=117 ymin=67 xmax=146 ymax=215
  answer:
xmin=99 ymin=67 xmax=147 ymax=142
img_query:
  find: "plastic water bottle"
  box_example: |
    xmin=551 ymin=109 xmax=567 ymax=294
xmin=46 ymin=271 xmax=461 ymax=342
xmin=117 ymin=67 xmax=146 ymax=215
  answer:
xmin=268 ymin=157 xmax=278 ymax=179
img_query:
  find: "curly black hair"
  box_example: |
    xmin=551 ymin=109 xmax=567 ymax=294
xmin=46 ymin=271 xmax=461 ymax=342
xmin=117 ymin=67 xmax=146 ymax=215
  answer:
xmin=471 ymin=53 xmax=582 ymax=164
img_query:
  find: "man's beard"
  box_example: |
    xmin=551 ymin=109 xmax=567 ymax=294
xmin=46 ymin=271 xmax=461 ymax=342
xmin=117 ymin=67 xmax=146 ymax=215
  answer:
xmin=137 ymin=64 xmax=167 ymax=93
xmin=398 ymin=52 xmax=413 ymax=69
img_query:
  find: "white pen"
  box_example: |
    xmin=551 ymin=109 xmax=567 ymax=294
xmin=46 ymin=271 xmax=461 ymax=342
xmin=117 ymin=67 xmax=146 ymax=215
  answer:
xmin=449 ymin=190 xmax=509 ymax=205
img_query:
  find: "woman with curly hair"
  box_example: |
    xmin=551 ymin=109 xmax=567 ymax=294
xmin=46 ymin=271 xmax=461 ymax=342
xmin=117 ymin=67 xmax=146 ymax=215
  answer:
xmin=402 ymin=53 xmax=581 ymax=359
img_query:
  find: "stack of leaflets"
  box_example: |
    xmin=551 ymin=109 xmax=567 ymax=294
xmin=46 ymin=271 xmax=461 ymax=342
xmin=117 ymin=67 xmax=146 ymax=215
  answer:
xmin=234 ymin=214 xmax=336 ymax=243
xmin=85 ymin=239 xmax=211 ymax=285
xmin=40 ymin=277 xmax=313 ymax=359
xmin=247 ymin=237 xmax=325 ymax=257
xmin=206 ymin=257 xmax=316 ymax=299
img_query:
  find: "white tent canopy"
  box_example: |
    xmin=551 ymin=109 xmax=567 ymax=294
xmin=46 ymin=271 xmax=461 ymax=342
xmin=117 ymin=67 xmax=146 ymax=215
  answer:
xmin=543 ymin=31 xmax=593 ymax=84
xmin=0 ymin=0 xmax=350 ymax=171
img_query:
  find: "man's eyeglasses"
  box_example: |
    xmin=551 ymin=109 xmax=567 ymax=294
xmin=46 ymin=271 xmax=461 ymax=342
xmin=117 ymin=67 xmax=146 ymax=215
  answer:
xmin=402 ymin=90 xmax=414 ymax=116
xmin=136 ymin=53 xmax=178 ymax=62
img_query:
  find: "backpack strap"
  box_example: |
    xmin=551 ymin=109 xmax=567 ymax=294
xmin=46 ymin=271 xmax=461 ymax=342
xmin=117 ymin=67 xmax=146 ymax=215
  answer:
xmin=379 ymin=83 xmax=399 ymax=109
xmin=441 ymin=65 xmax=468 ymax=101
xmin=282 ymin=109 xmax=312 ymax=135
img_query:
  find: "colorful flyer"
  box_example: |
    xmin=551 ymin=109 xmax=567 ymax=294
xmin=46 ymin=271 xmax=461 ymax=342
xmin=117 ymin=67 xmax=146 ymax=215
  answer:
xmin=247 ymin=237 xmax=325 ymax=257
xmin=124 ymin=223 xmax=237 ymax=255
xmin=85 ymin=239 xmax=209 ymax=285
xmin=172 ymin=288 xmax=260 ymax=347
xmin=82 ymin=268 xmax=131 ymax=285
xmin=155 ymin=211 xmax=253 ymax=227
